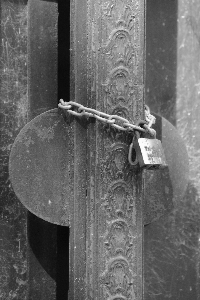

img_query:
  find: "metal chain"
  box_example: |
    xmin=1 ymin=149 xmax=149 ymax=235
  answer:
xmin=58 ymin=99 xmax=156 ymax=137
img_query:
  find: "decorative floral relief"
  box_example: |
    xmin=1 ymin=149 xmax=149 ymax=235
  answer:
xmin=96 ymin=1 xmax=143 ymax=299
xmin=104 ymin=220 xmax=135 ymax=257
xmin=101 ymin=0 xmax=142 ymax=121
xmin=101 ymin=180 xmax=136 ymax=222
xmin=103 ymin=67 xmax=134 ymax=115
xmin=110 ymin=106 xmax=131 ymax=122
xmin=102 ymin=0 xmax=140 ymax=33
xmin=103 ymin=28 xmax=136 ymax=68
xmin=103 ymin=143 xmax=130 ymax=181
xmin=100 ymin=258 xmax=135 ymax=299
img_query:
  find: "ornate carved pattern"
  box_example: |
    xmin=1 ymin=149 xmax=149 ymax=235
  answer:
xmin=101 ymin=180 xmax=135 ymax=222
xmin=101 ymin=0 xmax=143 ymax=121
xmin=86 ymin=0 xmax=144 ymax=299
xmin=104 ymin=29 xmax=136 ymax=67
xmin=104 ymin=220 xmax=135 ymax=257
xmin=100 ymin=258 xmax=135 ymax=299
xmin=103 ymin=143 xmax=130 ymax=181
xmin=103 ymin=67 xmax=132 ymax=104
xmin=102 ymin=0 xmax=140 ymax=32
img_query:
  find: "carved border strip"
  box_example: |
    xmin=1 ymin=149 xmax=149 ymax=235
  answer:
xmin=86 ymin=0 xmax=145 ymax=299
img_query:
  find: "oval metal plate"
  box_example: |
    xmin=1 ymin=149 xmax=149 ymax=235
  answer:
xmin=9 ymin=108 xmax=73 ymax=225
xmin=161 ymin=115 xmax=189 ymax=204
xmin=143 ymin=113 xmax=189 ymax=224
xmin=9 ymin=109 xmax=189 ymax=225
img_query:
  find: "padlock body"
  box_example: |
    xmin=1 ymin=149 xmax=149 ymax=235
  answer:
xmin=136 ymin=138 xmax=167 ymax=168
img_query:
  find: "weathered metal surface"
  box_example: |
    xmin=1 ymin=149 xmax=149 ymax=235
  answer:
xmin=0 ymin=1 xmax=29 ymax=299
xmin=27 ymin=213 xmax=57 ymax=300
xmin=161 ymin=115 xmax=189 ymax=204
xmin=143 ymin=167 xmax=173 ymax=225
xmin=83 ymin=0 xmax=145 ymax=299
xmin=68 ymin=0 xmax=88 ymax=299
xmin=177 ymin=1 xmax=200 ymax=298
xmin=144 ymin=1 xmax=200 ymax=299
xmin=145 ymin=0 xmax=178 ymax=126
xmin=143 ymin=113 xmax=189 ymax=225
xmin=9 ymin=109 xmax=73 ymax=226
xmin=27 ymin=0 xmax=58 ymax=298
xmin=28 ymin=0 xmax=58 ymax=119
xmin=134 ymin=138 xmax=167 ymax=168
xmin=9 ymin=108 xmax=190 ymax=227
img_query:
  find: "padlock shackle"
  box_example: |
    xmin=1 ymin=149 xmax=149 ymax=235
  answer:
xmin=136 ymin=119 xmax=156 ymax=138
xmin=128 ymin=141 xmax=138 ymax=166
xmin=136 ymin=119 xmax=148 ymax=127
xmin=135 ymin=120 xmax=147 ymax=138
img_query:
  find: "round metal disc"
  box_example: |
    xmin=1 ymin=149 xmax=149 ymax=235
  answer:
xmin=9 ymin=109 xmax=73 ymax=225
xmin=143 ymin=113 xmax=189 ymax=224
xmin=161 ymin=115 xmax=189 ymax=204
xmin=9 ymin=109 xmax=189 ymax=226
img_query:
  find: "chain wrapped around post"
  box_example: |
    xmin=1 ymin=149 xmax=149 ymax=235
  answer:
xmin=58 ymin=99 xmax=164 ymax=168
xmin=58 ymin=100 xmax=168 ymax=169
xmin=58 ymin=99 xmax=156 ymax=136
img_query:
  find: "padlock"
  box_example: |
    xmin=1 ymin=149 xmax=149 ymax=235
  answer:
xmin=129 ymin=131 xmax=167 ymax=168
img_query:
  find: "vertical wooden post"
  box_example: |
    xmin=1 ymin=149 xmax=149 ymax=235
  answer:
xmin=70 ymin=0 xmax=145 ymax=298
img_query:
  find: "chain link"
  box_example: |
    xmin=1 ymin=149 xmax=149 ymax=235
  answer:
xmin=58 ymin=99 xmax=156 ymax=137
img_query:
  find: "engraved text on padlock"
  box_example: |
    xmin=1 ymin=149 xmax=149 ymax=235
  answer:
xmin=136 ymin=138 xmax=167 ymax=168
